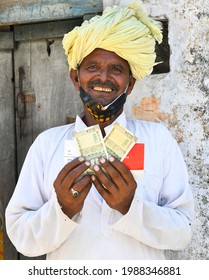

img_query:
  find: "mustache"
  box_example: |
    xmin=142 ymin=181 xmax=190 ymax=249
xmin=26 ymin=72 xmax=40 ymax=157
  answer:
xmin=88 ymin=80 xmax=119 ymax=91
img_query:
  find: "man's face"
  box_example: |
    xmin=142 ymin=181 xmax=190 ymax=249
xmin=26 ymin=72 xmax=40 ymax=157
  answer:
xmin=71 ymin=48 xmax=135 ymax=107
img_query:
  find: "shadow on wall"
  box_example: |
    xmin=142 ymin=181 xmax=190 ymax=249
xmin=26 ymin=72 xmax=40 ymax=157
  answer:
xmin=153 ymin=19 xmax=170 ymax=75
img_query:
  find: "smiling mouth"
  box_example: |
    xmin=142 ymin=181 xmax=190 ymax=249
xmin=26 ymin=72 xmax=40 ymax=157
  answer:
xmin=88 ymin=80 xmax=118 ymax=93
xmin=92 ymin=86 xmax=112 ymax=92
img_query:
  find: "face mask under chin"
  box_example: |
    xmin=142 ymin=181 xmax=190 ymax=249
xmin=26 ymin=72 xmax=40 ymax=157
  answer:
xmin=79 ymin=87 xmax=127 ymax=123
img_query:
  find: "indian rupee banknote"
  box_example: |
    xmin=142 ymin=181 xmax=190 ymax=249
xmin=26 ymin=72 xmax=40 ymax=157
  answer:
xmin=104 ymin=122 xmax=138 ymax=161
xmin=73 ymin=124 xmax=108 ymax=174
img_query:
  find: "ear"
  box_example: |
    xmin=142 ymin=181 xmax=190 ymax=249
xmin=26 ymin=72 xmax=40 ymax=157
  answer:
xmin=70 ymin=69 xmax=79 ymax=91
xmin=126 ymin=75 xmax=136 ymax=96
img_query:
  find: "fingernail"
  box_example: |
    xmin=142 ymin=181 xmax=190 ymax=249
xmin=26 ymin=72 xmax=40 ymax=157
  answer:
xmin=94 ymin=165 xmax=100 ymax=172
xmin=109 ymin=156 xmax=115 ymax=162
xmin=79 ymin=156 xmax=85 ymax=162
xmin=100 ymin=157 xmax=106 ymax=164
xmin=91 ymin=175 xmax=96 ymax=181
xmin=85 ymin=161 xmax=91 ymax=166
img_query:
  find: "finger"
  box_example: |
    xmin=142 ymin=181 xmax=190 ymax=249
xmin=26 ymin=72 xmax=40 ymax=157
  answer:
xmin=108 ymin=156 xmax=136 ymax=188
xmin=54 ymin=160 xmax=91 ymax=195
xmin=61 ymin=161 xmax=91 ymax=190
xmin=70 ymin=175 xmax=92 ymax=198
xmin=54 ymin=157 xmax=85 ymax=185
xmin=93 ymin=164 xmax=116 ymax=194
xmin=91 ymin=175 xmax=110 ymax=200
xmin=57 ymin=177 xmax=92 ymax=219
xmin=99 ymin=157 xmax=126 ymax=189
xmin=72 ymin=182 xmax=92 ymax=203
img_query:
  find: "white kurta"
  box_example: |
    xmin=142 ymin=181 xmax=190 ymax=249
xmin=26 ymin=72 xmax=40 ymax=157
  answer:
xmin=5 ymin=112 xmax=194 ymax=259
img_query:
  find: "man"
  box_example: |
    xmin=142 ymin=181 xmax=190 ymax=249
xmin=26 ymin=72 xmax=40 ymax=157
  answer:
xmin=6 ymin=3 xmax=194 ymax=259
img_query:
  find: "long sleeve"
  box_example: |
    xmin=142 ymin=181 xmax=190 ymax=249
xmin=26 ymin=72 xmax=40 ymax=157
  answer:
xmin=5 ymin=129 xmax=78 ymax=257
xmin=112 ymin=124 xmax=194 ymax=250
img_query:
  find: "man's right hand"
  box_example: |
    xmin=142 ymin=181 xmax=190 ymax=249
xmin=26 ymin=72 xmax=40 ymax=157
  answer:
xmin=54 ymin=157 xmax=92 ymax=218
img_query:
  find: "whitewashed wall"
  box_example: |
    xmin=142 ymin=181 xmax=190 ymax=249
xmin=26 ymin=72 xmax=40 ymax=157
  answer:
xmin=104 ymin=0 xmax=209 ymax=259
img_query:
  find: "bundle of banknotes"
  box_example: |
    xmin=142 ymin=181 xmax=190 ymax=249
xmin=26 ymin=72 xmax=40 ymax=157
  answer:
xmin=71 ymin=122 xmax=144 ymax=179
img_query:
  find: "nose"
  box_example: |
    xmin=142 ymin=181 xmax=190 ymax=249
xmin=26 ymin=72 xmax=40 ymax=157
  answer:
xmin=98 ymin=68 xmax=109 ymax=82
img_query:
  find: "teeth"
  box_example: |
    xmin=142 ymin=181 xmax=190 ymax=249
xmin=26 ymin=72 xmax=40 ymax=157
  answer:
xmin=93 ymin=86 xmax=112 ymax=92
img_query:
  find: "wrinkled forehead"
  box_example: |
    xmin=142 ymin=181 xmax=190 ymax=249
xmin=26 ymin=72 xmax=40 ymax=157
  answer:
xmin=78 ymin=48 xmax=131 ymax=70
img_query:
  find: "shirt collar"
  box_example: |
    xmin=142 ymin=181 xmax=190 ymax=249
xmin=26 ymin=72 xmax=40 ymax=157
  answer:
xmin=104 ymin=112 xmax=127 ymax=135
xmin=74 ymin=112 xmax=88 ymax=131
xmin=74 ymin=112 xmax=127 ymax=133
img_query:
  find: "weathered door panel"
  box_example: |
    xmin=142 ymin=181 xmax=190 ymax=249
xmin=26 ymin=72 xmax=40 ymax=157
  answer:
xmin=0 ymin=18 xmax=84 ymax=260
xmin=13 ymin=26 xmax=83 ymax=260
xmin=0 ymin=50 xmax=17 ymax=260
xmin=14 ymin=37 xmax=82 ymax=174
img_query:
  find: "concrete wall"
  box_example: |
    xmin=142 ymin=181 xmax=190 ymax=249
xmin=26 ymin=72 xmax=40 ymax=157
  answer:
xmin=105 ymin=0 xmax=209 ymax=259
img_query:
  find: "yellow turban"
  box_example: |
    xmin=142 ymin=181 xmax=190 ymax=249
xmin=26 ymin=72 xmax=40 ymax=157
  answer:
xmin=62 ymin=2 xmax=162 ymax=80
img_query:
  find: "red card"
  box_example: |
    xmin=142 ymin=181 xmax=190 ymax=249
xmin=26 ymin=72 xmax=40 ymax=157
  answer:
xmin=122 ymin=143 xmax=144 ymax=170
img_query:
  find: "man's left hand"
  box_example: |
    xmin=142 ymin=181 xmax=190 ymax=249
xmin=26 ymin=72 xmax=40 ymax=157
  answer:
xmin=91 ymin=156 xmax=137 ymax=214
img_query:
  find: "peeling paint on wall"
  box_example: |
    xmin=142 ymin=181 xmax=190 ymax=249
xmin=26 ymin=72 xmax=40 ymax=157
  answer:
xmin=132 ymin=94 xmax=170 ymax=123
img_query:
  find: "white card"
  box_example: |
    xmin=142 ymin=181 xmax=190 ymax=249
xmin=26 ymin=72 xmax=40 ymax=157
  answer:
xmin=64 ymin=140 xmax=80 ymax=165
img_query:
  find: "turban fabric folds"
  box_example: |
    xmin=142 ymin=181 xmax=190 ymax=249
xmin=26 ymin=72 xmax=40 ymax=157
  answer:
xmin=62 ymin=1 xmax=162 ymax=80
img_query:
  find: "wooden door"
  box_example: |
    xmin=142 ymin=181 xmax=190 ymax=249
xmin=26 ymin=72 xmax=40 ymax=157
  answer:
xmin=0 ymin=38 xmax=17 ymax=260
xmin=1 ymin=19 xmax=84 ymax=260
xmin=14 ymin=20 xmax=83 ymax=174
xmin=14 ymin=21 xmax=84 ymax=259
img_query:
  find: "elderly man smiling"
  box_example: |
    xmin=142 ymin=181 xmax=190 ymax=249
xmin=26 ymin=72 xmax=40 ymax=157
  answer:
xmin=6 ymin=2 xmax=194 ymax=260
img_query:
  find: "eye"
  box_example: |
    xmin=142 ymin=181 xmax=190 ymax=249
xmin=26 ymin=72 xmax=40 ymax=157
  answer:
xmin=111 ymin=66 xmax=123 ymax=74
xmin=87 ymin=64 xmax=98 ymax=71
